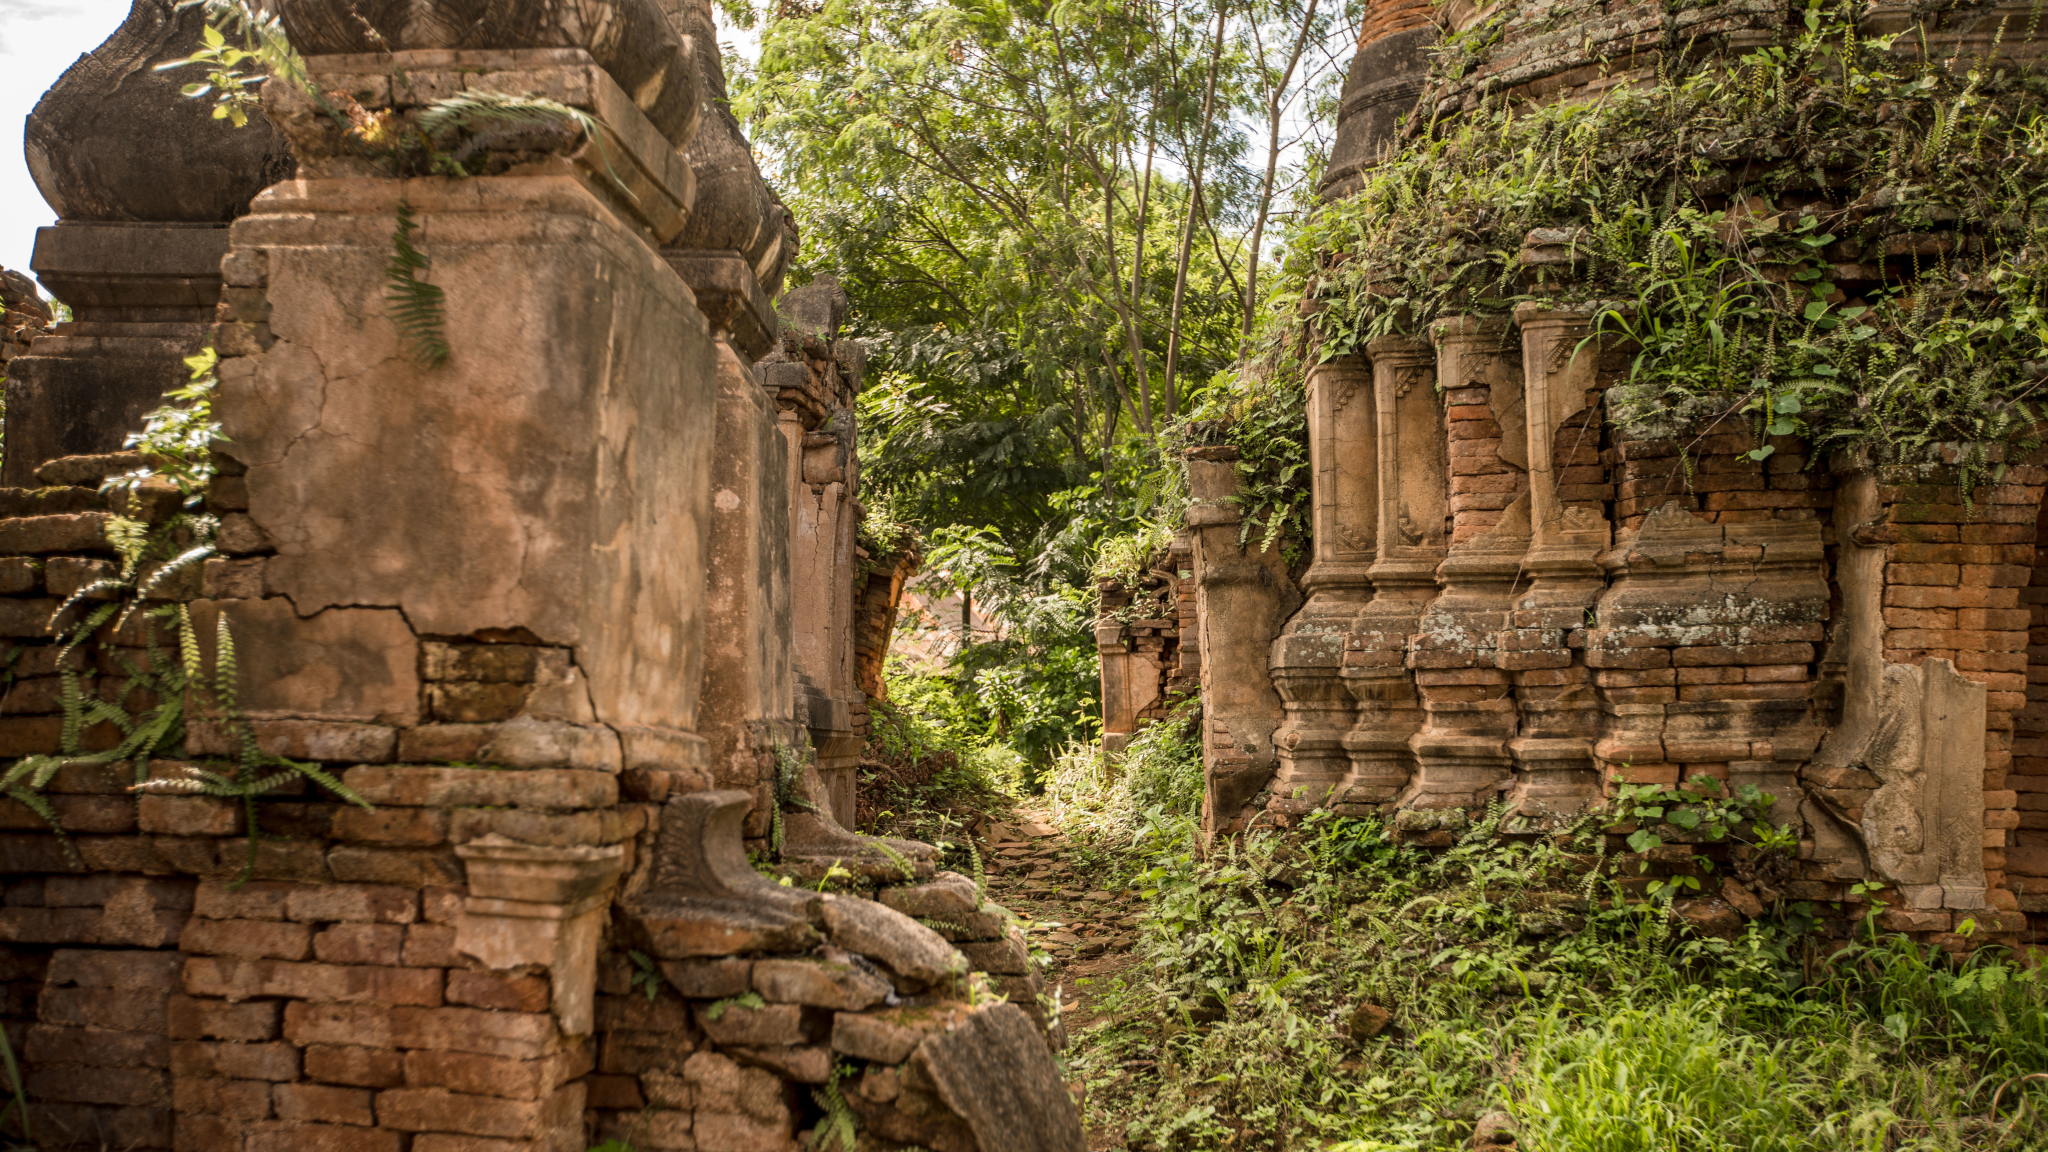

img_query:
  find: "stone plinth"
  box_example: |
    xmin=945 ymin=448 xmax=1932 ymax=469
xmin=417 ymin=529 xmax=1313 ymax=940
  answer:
xmin=215 ymin=174 xmax=716 ymax=767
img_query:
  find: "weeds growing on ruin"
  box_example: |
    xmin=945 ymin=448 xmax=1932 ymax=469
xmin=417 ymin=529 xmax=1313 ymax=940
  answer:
xmin=1060 ymin=807 xmax=2048 ymax=1151
xmin=1291 ymin=0 xmax=2048 ymax=476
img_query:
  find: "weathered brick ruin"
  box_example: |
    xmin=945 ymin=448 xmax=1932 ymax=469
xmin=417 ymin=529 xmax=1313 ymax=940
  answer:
xmin=0 ymin=2 xmax=1083 ymax=1149
xmin=1093 ymin=542 xmax=1195 ymax=754
xmin=1105 ymin=0 xmax=2048 ymax=947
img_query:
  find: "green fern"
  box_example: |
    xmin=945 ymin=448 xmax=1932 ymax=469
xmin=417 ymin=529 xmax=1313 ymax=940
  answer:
xmin=385 ymin=203 xmax=450 ymax=368
xmin=808 ymin=1062 xmax=860 ymax=1152
xmin=873 ymin=837 xmax=918 ymax=882
xmin=0 ymin=1002 xmax=28 ymax=1147
xmin=131 ymin=609 xmax=373 ymax=887
xmin=3 ymin=604 xmax=196 ymax=864
xmin=770 ymin=739 xmax=819 ymax=856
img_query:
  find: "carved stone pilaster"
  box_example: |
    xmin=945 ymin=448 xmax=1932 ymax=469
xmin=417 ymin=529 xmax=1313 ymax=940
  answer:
xmin=1268 ymin=357 xmax=1374 ymax=812
xmin=1189 ymin=447 xmax=1297 ymax=833
xmin=454 ymin=838 xmax=625 ymax=1036
xmin=1336 ymin=336 xmax=1444 ymax=809
xmin=1500 ymin=304 xmax=1608 ymax=811
xmin=1406 ymin=318 xmax=1527 ymax=808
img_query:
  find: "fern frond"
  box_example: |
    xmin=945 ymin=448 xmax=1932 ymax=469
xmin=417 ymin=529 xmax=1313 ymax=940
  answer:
xmin=178 ymin=604 xmax=202 ymax=684
xmin=212 ymin=611 xmax=242 ymax=717
xmin=290 ymin=760 xmax=372 ymax=810
xmin=141 ymin=543 xmax=217 ymax=597
xmin=385 ymin=202 xmax=450 ymax=368
xmin=104 ymin=515 xmax=150 ymax=577
xmin=6 ymin=788 xmax=78 ymax=867
xmin=58 ymin=669 xmax=84 ymax=754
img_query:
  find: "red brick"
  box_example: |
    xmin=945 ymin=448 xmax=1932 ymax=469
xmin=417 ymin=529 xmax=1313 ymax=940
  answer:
xmin=183 ymin=958 xmax=443 ymax=1007
xmin=1890 ymin=563 xmax=1961 ymax=586
xmin=176 ymin=1112 xmax=241 ymax=1152
xmin=174 ymin=1076 xmax=273 ymax=1119
xmin=313 ymin=924 xmax=405 ymax=967
xmin=181 ymin=918 xmax=313 ymax=961
xmin=284 ymin=1004 xmax=559 ymax=1059
xmin=25 ymin=1024 xmax=167 ymax=1069
xmin=195 ymin=880 xmax=297 ymax=921
xmin=374 ymin=1084 xmax=584 ymax=1138
xmin=330 ymin=807 xmax=451 ymax=846
xmin=403 ymin=1049 xmax=582 ymax=1101
xmin=275 ymin=1082 xmax=375 ymax=1126
xmin=285 ymin=884 xmax=419 ymax=924
xmin=1671 ymin=644 xmax=1813 ymax=666
xmin=169 ymin=995 xmax=281 ymax=1041
xmin=172 ymin=1041 xmax=300 ymax=1082
xmin=402 ymin=924 xmax=462 ymax=968
xmin=26 ymin=1065 xmax=167 ymax=1107
xmin=245 ymin=1122 xmax=402 ymax=1152
xmin=1885 ymin=607 xmax=1957 ymax=630
xmin=447 ymin=970 xmax=551 ymax=1014
xmin=304 ymin=1045 xmax=405 ymax=1089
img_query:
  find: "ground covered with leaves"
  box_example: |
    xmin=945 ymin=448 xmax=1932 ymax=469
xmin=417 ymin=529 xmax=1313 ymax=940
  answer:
xmin=862 ymin=696 xmax=2048 ymax=1152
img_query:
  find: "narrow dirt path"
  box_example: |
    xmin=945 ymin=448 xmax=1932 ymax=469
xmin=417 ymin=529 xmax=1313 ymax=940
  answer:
xmin=969 ymin=807 xmax=1147 ymax=1147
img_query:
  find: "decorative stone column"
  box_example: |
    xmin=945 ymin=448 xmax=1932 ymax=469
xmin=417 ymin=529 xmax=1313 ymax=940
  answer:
xmin=1189 ymin=447 xmax=1299 ymax=834
xmin=1268 ymin=356 xmax=1373 ymax=813
xmin=671 ymin=250 xmax=802 ymax=831
xmin=1406 ymin=318 xmax=1526 ymax=808
xmin=772 ymin=279 xmax=867 ymax=833
xmin=5 ymin=0 xmax=292 ymax=484
xmin=1500 ymin=304 xmax=1608 ymax=810
xmin=1337 ymin=336 xmax=1443 ymax=809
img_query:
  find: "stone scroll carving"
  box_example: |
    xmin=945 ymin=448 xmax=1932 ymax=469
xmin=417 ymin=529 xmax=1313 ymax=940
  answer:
xmin=1861 ymin=660 xmax=1991 ymax=909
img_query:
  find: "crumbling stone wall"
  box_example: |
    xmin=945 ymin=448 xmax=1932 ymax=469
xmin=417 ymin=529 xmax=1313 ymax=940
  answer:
xmin=0 ymin=1 xmax=1084 ymax=1148
xmin=1094 ymin=537 xmax=1195 ymax=753
xmin=1209 ymin=0 xmax=2048 ymax=949
xmin=853 ymin=536 xmax=922 ymax=716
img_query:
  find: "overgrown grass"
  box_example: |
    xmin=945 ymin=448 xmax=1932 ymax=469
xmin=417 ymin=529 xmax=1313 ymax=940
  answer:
xmin=1069 ymin=809 xmax=2048 ymax=1151
xmin=1043 ymin=701 xmax=1204 ymax=851
xmin=857 ymin=656 xmax=1027 ymax=865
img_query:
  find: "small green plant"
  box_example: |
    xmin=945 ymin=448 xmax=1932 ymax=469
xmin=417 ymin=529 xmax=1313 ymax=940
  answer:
xmin=627 ymin=951 xmax=666 ymax=1002
xmin=768 ymin=737 xmax=819 ymax=856
xmin=130 ymin=609 xmax=371 ymax=886
xmin=384 ymin=203 xmax=449 ymax=369
xmin=0 ymin=1014 xmax=28 ymax=1150
xmin=1610 ymin=778 xmax=1783 ymax=866
xmin=808 ymin=1062 xmax=860 ymax=1151
xmin=159 ymin=0 xmax=314 ymax=127
xmin=701 ymin=991 xmax=766 ymax=1021
xmin=815 ymin=860 xmax=857 ymax=891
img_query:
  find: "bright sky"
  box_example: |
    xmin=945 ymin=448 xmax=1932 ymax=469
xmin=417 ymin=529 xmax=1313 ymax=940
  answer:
xmin=0 ymin=0 xmax=131 ymax=285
